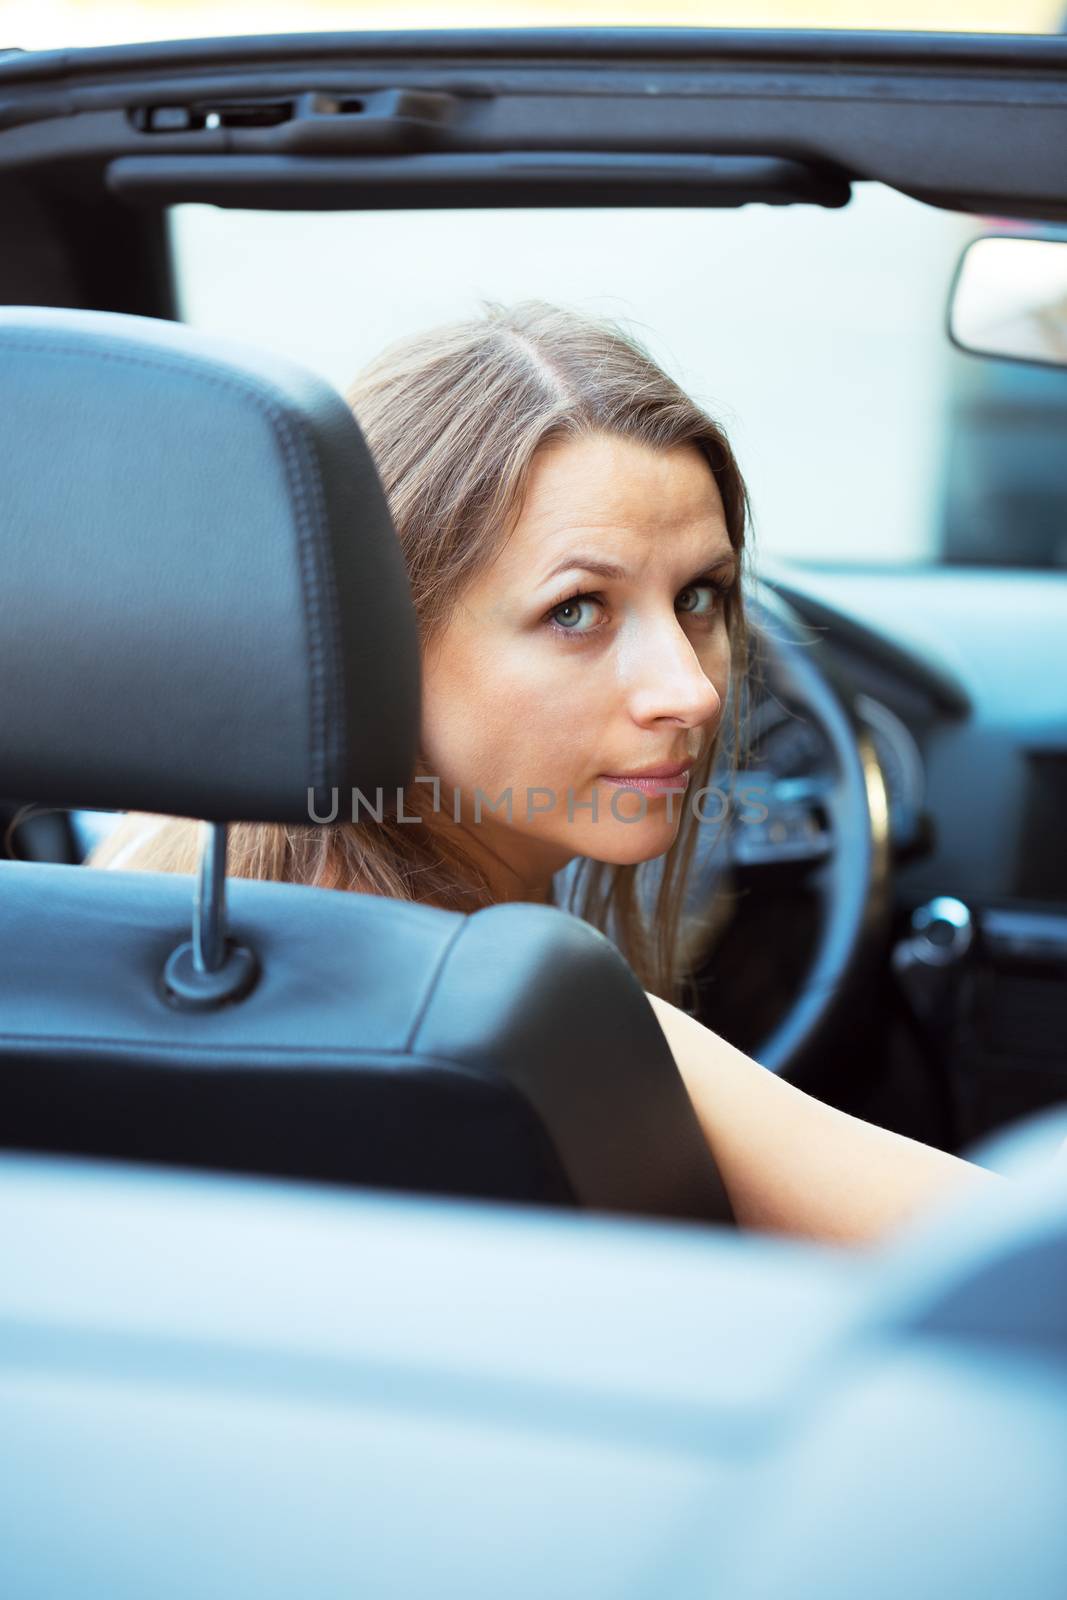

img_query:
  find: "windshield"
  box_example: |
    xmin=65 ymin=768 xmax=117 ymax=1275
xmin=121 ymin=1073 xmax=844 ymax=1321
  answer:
xmin=167 ymin=184 xmax=1067 ymax=572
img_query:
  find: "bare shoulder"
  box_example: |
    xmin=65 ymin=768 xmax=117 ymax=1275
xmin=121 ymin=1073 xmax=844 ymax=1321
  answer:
xmin=642 ymin=989 xmax=769 ymax=1093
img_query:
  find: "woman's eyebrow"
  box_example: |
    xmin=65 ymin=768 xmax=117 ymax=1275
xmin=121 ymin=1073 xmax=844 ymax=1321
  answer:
xmin=539 ymin=548 xmax=736 ymax=585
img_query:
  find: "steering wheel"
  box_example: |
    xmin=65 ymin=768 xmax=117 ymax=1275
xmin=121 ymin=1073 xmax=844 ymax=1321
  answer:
xmin=689 ymin=582 xmax=894 ymax=1080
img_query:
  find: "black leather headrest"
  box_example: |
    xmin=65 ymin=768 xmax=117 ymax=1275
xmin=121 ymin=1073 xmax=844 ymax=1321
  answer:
xmin=0 ymin=305 xmax=420 ymax=823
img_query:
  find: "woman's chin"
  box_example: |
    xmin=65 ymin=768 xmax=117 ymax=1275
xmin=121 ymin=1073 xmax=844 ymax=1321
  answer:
xmin=564 ymin=820 xmax=680 ymax=866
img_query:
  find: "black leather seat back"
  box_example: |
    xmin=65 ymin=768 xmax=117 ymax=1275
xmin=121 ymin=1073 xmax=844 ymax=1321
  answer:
xmin=0 ymin=862 xmax=732 ymax=1220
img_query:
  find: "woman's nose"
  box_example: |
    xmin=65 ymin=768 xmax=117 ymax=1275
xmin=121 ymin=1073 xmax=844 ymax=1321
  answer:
xmin=624 ymin=615 xmax=724 ymax=730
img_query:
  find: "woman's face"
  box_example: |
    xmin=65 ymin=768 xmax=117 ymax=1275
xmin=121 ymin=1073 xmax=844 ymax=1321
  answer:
xmin=419 ymin=430 xmax=737 ymax=902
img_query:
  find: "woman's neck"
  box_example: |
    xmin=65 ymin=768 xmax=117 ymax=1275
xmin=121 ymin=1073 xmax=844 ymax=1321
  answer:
xmin=446 ymin=822 xmax=558 ymax=909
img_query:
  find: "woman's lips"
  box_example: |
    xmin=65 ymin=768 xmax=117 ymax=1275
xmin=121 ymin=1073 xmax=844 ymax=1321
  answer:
xmin=597 ymin=768 xmax=692 ymax=797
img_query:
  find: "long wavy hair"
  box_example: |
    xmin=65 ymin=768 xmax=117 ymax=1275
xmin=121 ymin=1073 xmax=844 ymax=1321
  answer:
xmin=88 ymin=299 xmax=755 ymax=1007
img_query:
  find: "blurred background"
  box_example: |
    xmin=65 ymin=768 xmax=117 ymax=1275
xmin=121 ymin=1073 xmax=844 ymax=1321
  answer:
xmin=4 ymin=0 xmax=1066 ymax=572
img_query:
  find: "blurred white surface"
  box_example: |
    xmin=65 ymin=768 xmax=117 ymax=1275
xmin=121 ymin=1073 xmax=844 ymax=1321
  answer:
xmin=169 ymin=184 xmax=976 ymax=568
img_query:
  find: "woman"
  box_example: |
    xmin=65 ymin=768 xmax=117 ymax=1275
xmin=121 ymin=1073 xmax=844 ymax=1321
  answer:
xmin=89 ymin=298 xmax=998 ymax=1246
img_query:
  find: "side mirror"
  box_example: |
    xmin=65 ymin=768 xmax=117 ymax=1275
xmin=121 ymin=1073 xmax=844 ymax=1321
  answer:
xmin=947 ymin=234 xmax=1067 ymax=371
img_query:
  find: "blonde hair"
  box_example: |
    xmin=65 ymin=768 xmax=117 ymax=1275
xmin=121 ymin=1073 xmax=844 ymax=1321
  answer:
xmin=89 ymin=299 xmax=755 ymax=1007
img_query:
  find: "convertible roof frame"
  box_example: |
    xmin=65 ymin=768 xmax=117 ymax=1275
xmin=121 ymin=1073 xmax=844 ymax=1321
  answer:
xmin=2 ymin=27 xmax=1066 ymax=318
xmin=2 ymin=27 xmax=1067 ymax=216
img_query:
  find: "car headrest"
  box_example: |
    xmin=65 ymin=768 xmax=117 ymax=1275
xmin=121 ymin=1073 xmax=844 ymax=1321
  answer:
xmin=0 ymin=305 xmax=420 ymax=824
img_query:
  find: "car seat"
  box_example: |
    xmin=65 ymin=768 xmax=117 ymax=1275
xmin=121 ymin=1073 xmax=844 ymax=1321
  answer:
xmin=0 ymin=305 xmax=733 ymax=1225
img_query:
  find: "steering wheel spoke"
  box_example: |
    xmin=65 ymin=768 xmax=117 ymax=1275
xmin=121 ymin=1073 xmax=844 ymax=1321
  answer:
xmin=728 ymin=774 xmax=834 ymax=870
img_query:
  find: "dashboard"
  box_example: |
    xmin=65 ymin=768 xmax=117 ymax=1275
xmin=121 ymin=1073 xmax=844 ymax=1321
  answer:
xmin=758 ymin=561 xmax=1067 ymax=913
xmin=731 ymin=563 xmax=1067 ymax=1134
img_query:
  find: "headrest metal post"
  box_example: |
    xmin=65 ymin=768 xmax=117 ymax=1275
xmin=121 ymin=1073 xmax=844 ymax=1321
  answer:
xmin=193 ymin=822 xmax=228 ymax=975
xmin=161 ymin=819 xmax=257 ymax=1009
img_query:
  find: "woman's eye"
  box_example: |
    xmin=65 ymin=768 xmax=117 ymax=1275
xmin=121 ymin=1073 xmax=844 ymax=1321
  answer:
xmin=549 ymin=595 xmax=602 ymax=634
xmin=546 ymin=578 xmax=728 ymax=640
xmin=676 ymin=582 xmax=719 ymax=616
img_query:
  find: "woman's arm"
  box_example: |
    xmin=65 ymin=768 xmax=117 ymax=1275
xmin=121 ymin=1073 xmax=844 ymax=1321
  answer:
xmin=645 ymin=991 xmax=1001 ymax=1248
